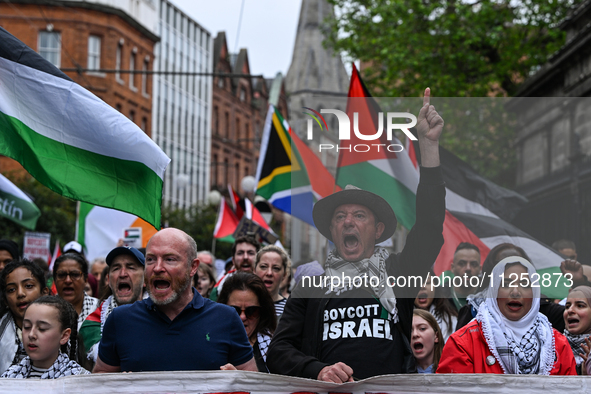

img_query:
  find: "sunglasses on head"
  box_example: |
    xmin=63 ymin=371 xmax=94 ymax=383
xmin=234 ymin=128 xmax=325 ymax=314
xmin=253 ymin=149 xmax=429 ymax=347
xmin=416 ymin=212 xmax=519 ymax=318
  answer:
xmin=229 ymin=305 xmax=261 ymax=319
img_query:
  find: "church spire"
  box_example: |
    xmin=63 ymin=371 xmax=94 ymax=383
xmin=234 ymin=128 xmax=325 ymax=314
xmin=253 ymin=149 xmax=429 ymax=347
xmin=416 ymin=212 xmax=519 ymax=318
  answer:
xmin=285 ymin=0 xmax=349 ymax=95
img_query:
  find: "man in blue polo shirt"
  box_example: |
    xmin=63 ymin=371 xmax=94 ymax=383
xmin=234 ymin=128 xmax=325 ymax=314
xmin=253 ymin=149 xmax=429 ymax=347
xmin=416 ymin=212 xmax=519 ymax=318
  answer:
xmin=93 ymin=228 xmax=256 ymax=372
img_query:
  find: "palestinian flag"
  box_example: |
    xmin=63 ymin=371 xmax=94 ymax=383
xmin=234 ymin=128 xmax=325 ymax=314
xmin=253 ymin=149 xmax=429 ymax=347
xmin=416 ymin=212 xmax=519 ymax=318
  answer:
xmin=76 ymin=202 xmax=157 ymax=261
xmin=213 ymin=199 xmax=239 ymax=243
xmin=338 ymin=65 xmax=569 ymax=298
xmin=0 ymin=173 xmax=41 ymax=229
xmin=0 ymin=27 xmax=169 ymax=228
xmin=336 ymin=64 xmax=418 ymax=229
xmin=256 ymin=105 xmax=338 ymax=226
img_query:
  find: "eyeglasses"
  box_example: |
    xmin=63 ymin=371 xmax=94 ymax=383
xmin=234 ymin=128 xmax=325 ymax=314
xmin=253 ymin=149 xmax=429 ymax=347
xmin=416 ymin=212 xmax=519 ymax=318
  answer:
xmin=229 ymin=305 xmax=261 ymax=319
xmin=55 ymin=271 xmax=83 ymax=281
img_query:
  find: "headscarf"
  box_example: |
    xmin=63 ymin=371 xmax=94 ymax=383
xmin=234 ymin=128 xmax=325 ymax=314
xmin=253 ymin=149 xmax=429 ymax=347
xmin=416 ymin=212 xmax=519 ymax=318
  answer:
xmin=564 ymin=285 xmax=591 ymax=364
xmin=476 ymin=256 xmax=554 ymax=374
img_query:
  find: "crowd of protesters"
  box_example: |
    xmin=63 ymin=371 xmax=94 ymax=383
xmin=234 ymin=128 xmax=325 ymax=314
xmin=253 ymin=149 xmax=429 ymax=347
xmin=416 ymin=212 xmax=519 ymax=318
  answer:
xmin=2 ymin=92 xmax=591 ymax=381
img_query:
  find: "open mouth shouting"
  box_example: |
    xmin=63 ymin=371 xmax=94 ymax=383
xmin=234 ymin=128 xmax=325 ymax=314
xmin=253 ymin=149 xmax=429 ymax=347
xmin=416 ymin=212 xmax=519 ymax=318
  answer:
xmin=116 ymin=281 xmax=133 ymax=297
xmin=567 ymin=316 xmax=580 ymax=330
xmin=151 ymin=278 xmax=171 ymax=293
xmin=412 ymin=341 xmax=425 ymax=355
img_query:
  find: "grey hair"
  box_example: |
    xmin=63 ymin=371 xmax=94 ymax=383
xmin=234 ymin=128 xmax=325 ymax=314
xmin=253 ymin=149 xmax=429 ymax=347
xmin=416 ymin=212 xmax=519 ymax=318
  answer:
xmin=197 ymin=250 xmax=215 ymax=261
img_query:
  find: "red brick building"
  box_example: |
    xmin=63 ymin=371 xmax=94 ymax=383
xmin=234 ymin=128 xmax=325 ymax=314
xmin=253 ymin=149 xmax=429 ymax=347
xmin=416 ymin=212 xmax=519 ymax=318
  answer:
xmin=211 ymin=31 xmax=288 ymax=194
xmin=0 ymin=0 xmax=158 ymax=176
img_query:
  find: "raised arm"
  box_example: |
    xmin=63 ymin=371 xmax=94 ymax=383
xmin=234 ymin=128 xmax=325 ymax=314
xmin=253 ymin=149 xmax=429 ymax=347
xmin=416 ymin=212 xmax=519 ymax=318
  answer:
xmin=416 ymin=88 xmax=443 ymax=168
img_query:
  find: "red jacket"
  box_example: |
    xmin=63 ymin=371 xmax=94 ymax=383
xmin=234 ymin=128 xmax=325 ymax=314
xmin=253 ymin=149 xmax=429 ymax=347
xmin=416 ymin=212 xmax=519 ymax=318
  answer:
xmin=437 ymin=320 xmax=577 ymax=375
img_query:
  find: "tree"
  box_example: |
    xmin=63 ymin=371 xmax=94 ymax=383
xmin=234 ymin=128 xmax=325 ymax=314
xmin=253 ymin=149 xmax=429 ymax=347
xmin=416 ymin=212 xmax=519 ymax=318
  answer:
xmin=326 ymin=0 xmax=576 ymax=186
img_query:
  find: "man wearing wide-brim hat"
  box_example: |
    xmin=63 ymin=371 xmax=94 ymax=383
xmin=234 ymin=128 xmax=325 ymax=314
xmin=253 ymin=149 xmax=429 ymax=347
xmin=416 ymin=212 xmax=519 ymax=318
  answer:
xmin=268 ymin=90 xmax=446 ymax=382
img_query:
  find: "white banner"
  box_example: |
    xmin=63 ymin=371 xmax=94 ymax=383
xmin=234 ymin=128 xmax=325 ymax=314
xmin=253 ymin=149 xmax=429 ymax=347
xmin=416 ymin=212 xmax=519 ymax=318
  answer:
xmin=1 ymin=371 xmax=591 ymax=394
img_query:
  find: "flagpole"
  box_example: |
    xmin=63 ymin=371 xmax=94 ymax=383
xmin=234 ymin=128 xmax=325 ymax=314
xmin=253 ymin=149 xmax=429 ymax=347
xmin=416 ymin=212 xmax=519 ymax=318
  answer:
xmin=212 ymin=237 xmax=216 ymax=256
xmin=74 ymin=201 xmax=80 ymax=241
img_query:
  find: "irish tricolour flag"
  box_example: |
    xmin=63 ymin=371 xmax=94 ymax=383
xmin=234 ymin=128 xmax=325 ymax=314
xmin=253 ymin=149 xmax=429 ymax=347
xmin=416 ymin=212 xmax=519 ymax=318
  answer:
xmin=77 ymin=202 xmax=157 ymax=261
xmin=0 ymin=27 xmax=169 ymax=228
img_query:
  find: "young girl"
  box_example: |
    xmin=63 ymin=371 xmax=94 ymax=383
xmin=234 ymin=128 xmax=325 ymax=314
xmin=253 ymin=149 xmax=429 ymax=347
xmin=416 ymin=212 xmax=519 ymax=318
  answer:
xmin=563 ymin=285 xmax=591 ymax=374
xmin=412 ymin=309 xmax=444 ymax=373
xmin=2 ymin=296 xmax=90 ymax=378
xmin=414 ymin=273 xmax=458 ymax=342
xmin=194 ymin=262 xmax=216 ymax=299
xmin=0 ymin=260 xmax=49 ymax=375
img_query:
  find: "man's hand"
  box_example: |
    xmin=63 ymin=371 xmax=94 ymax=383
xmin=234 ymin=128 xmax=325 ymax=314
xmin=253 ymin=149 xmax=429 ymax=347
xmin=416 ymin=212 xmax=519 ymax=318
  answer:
xmin=317 ymin=362 xmax=354 ymax=383
xmin=560 ymin=259 xmax=585 ymax=284
xmin=416 ymin=88 xmax=443 ymax=167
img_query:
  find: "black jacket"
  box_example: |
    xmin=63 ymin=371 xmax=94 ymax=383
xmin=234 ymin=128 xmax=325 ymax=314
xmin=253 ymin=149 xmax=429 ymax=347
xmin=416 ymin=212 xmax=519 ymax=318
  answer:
xmin=267 ymin=166 xmax=446 ymax=379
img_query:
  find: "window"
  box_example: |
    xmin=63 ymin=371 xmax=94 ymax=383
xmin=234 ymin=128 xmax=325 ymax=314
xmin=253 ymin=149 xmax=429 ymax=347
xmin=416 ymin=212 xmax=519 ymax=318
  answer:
xmin=87 ymin=35 xmax=101 ymax=70
xmin=240 ymin=88 xmax=246 ymax=102
xmin=129 ymin=51 xmax=136 ymax=89
xmin=213 ymin=106 xmax=219 ymax=134
xmin=141 ymin=117 xmax=148 ymax=133
xmin=115 ymin=42 xmax=123 ymax=82
xmin=129 ymin=110 xmax=135 ymax=122
xmin=38 ymin=31 xmax=61 ymax=67
xmin=225 ymin=112 xmax=230 ymax=138
xmin=142 ymin=58 xmax=149 ymax=96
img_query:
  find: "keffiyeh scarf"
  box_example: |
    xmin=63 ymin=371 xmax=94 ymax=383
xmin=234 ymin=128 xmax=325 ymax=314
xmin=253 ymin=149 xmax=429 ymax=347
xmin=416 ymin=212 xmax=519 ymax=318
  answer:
xmin=1 ymin=353 xmax=90 ymax=379
xmin=564 ymin=330 xmax=591 ymax=365
xmin=100 ymin=296 xmax=118 ymax=334
xmin=257 ymin=332 xmax=272 ymax=362
xmin=476 ymin=256 xmax=555 ymax=375
xmin=325 ymin=247 xmax=398 ymax=323
xmin=78 ymin=294 xmax=99 ymax=330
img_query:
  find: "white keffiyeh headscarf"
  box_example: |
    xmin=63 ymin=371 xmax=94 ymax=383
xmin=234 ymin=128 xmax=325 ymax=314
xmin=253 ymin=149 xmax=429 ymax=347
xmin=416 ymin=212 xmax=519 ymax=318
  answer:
xmin=324 ymin=246 xmax=398 ymax=323
xmin=476 ymin=256 xmax=554 ymax=375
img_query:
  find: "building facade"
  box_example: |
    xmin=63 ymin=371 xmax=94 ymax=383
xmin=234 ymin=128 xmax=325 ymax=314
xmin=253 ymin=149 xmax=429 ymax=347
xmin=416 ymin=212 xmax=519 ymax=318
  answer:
xmin=152 ymin=0 xmax=212 ymax=208
xmin=510 ymin=0 xmax=591 ymax=262
xmin=210 ymin=32 xmax=288 ymax=195
xmin=0 ymin=0 xmax=158 ymax=176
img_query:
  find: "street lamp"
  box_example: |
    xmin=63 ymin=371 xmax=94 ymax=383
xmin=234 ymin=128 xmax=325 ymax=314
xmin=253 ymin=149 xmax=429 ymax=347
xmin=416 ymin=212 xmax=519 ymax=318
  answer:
xmin=241 ymin=175 xmax=256 ymax=195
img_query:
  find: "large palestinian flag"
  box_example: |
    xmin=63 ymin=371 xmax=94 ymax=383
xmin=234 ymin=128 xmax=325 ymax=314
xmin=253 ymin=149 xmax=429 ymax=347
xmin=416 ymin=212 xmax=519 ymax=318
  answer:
xmin=0 ymin=27 xmax=169 ymax=228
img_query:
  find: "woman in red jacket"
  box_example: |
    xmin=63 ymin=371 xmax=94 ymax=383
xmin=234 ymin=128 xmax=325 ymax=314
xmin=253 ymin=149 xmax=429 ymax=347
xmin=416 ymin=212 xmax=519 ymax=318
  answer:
xmin=437 ymin=256 xmax=576 ymax=375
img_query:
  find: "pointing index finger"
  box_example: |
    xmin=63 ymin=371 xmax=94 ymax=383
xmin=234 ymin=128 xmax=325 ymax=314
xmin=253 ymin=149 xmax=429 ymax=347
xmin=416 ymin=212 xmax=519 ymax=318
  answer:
xmin=423 ymin=87 xmax=430 ymax=107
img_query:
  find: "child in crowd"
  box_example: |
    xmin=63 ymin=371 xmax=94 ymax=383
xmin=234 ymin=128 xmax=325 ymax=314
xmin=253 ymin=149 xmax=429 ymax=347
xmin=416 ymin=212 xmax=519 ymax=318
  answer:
xmin=414 ymin=273 xmax=457 ymax=341
xmin=0 ymin=260 xmax=49 ymax=375
xmin=2 ymin=296 xmax=90 ymax=378
xmin=194 ymin=262 xmax=216 ymax=299
xmin=438 ymin=256 xmax=577 ymax=375
xmin=412 ymin=309 xmax=444 ymax=373
xmin=564 ymin=285 xmax=591 ymax=374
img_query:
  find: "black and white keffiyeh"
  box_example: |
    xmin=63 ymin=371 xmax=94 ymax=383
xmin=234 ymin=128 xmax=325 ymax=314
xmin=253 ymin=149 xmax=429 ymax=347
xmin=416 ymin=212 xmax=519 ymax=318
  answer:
xmin=257 ymin=332 xmax=272 ymax=362
xmin=100 ymin=295 xmax=118 ymax=334
xmin=476 ymin=256 xmax=554 ymax=375
xmin=564 ymin=330 xmax=591 ymax=365
xmin=1 ymin=353 xmax=90 ymax=379
xmin=78 ymin=294 xmax=99 ymax=330
xmin=325 ymin=246 xmax=398 ymax=323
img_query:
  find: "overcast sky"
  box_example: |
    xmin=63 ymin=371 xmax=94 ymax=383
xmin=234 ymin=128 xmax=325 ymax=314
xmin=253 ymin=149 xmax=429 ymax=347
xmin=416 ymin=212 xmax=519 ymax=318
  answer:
xmin=172 ymin=0 xmax=303 ymax=78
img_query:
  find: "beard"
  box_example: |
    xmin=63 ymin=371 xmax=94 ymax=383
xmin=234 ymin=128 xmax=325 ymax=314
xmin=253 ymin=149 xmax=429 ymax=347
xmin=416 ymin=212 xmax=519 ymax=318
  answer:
xmin=148 ymin=270 xmax=192 ymax=306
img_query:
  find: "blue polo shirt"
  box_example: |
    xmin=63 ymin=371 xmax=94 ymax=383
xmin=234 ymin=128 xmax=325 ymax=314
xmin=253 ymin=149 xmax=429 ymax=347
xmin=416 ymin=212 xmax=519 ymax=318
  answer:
xmin=98 ymin=288 xmax=253 ymax=372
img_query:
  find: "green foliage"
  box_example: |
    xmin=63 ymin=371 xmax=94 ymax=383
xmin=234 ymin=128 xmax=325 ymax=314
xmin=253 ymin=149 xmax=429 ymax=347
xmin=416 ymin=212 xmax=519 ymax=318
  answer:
xmin=0 ymin=174 xmax=76 ymax=249
xmin=326 ymin=0 xmax=576 ymax=186
xmin=160 ymin=203 xmax=234 ymax=261
xmin=327 ymin=0 xmax=573 ymax=97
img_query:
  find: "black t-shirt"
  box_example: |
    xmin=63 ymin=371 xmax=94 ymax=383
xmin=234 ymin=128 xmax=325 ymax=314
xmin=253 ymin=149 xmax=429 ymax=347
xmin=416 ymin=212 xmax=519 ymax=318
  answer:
xmin=320 ymin=288 xmax=404 ymax=379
